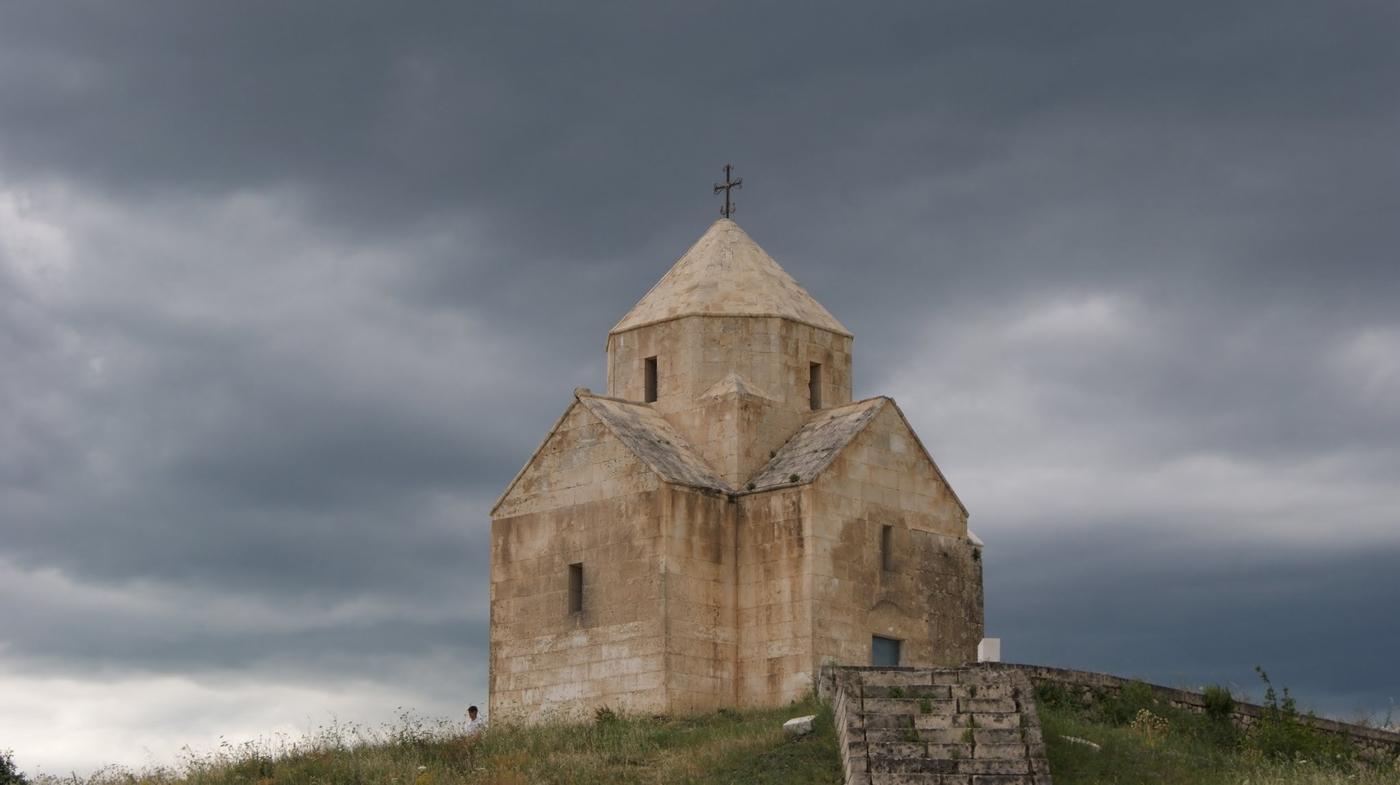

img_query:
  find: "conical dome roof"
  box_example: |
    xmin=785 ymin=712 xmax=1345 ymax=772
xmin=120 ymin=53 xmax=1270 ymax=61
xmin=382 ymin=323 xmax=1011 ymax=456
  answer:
xmin=609 ymin=219 xmax=851 ymax=337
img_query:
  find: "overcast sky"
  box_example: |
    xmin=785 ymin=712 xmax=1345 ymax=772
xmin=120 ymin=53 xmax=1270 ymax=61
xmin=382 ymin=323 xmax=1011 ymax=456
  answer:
xmin=2 ymin=0 xmax=1398 ymax=776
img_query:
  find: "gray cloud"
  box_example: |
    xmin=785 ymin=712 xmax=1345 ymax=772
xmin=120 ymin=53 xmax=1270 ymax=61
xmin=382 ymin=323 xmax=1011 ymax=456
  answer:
xmin=1 ymin=0 xmax=1398 ymax=775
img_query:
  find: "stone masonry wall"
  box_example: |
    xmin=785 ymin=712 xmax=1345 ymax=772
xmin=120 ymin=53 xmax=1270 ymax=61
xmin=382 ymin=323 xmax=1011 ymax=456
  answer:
xmin=681 ymin=379 xmax=809 ymax=488
xmin=607 ymin=315 xmax=853 ymax=437
xmin=811 ymin=405 xmax=983 ymax=670
xmin=735 ymin=486 xmax=813 ymax=708
xmin=820 ymin=665 xmax=1053 ymax=785
xmin=490 ymin=405 xmax=668 ymax=721
xmin=662 ymin=485 xmax=738 ymax=712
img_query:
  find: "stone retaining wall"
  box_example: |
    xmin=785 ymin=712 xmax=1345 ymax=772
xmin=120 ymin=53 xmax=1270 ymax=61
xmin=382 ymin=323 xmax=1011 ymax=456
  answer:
xmin=820 ymin=665 xmax=1052 ymax=785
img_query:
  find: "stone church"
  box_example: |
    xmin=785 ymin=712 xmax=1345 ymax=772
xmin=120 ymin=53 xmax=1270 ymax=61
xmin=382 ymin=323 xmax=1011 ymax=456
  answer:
xmin=490 ymin=218 xmax=983 ymax=721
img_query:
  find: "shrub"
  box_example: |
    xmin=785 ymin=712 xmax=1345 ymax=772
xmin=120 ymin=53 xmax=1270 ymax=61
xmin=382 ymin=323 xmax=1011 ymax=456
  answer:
xmin=1097 ymin=681 xmax=1159 ymax=726
xmin=1203 ymin=684 xmax=1236 ymax=721
xmin=888 ymin=686 xmax=905 ymax=699
xmin=1035 ymin=681 xmax=1073 ymax=711
xmin=0 ymin=751 xmax=29 ymax=785
xmin=593 ymin=705 xmax=619 ymax=727
xmin=1249 ymin=666 xmax=1354 ymax=764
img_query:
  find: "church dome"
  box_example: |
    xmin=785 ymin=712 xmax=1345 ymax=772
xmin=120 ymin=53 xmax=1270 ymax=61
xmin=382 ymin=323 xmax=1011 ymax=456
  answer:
xmin=609 ymin=219 xmax=851 ymax=337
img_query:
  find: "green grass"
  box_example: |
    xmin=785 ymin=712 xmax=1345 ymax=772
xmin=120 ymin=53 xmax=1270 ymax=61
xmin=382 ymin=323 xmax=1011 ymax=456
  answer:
xmin=32 ymin=698 xmax=841 ymax=785
xmin=26 ymin=683 xmax=1399 ymax=785
xmin=1041 ymin=700 xmax=1400 ymax=785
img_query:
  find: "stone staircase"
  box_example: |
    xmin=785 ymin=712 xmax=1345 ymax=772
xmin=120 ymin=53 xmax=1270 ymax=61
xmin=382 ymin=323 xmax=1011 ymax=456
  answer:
xmin=821 ymin=665 xmax=1052 ymax=785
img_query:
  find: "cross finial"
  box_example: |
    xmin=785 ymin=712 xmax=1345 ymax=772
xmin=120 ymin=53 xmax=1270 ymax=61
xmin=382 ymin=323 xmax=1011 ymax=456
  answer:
xmin=713 ymin=164 xmax=743 ymax=219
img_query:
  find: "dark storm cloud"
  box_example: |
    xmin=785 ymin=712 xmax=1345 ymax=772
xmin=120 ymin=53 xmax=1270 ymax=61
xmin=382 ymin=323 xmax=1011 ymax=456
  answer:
xmin=1 ymin=0 xmax=1398 ymax=773
xmin=2 ymin=2 xmax=1395 ymax=271
xmin=986 ymin=529 xmax=1400 ymax=718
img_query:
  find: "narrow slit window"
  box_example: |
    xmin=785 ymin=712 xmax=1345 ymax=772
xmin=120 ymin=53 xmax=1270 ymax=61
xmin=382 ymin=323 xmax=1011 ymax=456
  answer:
xmin=871 ymin=635 xmax=902 ymax=667
xmin=568 ymin=562 xmax=584 ymax=614
xmin=809 ymin=362 xmax=822 ymax=410
xmin=881 ymin=525 xmax=894 ymax=571
xmin=644 ymin=357 xmax=658 ymax=403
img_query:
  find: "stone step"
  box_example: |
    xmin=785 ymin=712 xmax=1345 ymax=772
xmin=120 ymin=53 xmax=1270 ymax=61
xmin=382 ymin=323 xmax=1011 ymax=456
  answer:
xmin=968 ymin=712 xmax=1022 ymax=729
xmin=868 ymin=755 xmax=959 ymax=774
xmin=863 ymin=684 xmax=955 ymax=700
xmin=828 ymin=664 xmax=1054 ymax=785
xmin=863 ymin=698 xmax=960 ymax=715
xmin=960 ymin=697 xmax=1017 ymax=714
xmin=859 ymin=669 xmax=943 ymax=687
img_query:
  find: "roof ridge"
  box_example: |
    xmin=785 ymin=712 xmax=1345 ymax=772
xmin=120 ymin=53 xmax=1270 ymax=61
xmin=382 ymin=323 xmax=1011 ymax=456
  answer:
xmin=573 ymin=387 xmax=642 ymax=406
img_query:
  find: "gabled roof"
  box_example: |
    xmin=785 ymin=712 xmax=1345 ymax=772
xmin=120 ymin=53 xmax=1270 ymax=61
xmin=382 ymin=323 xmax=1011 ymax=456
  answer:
xmin=745 ymin=396 xmax=969 ymax=516
xmin=747 ymin=398 xmax=885 ymax=491
xmin=609 ymin=219 xmax=852 ymax=337
xmin=576 ymin=394 xmax=730 ymax=492
xmin=491 ymin=390 xmax=729 ymax=515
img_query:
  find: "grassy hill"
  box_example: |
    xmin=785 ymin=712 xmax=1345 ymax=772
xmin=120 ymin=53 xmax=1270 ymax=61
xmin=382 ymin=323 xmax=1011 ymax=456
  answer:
xmin=14 ymin=686 xmax=1400 ymax=785
xmin=22 ymin=698 xmax=842 ymax=785
xmin=1038 ymin=677 xmax=1400 ymax=785
xmin=1044 ymin=706 xmax=1399 ymax=785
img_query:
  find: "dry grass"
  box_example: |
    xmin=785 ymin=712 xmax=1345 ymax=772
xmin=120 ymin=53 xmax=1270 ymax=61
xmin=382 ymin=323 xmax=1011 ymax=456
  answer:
xmin=32 ymin=699 xmax=840 ymax=785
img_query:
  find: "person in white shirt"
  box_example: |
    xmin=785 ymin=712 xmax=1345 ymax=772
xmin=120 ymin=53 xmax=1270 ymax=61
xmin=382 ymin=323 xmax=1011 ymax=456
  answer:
xmin=465 ymin=705 xmax=486 ymax=735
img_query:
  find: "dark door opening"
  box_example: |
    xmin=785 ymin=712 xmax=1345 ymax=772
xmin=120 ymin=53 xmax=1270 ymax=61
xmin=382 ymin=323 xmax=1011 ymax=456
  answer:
xmin=871 ymin=635 xmax=901 ymax=667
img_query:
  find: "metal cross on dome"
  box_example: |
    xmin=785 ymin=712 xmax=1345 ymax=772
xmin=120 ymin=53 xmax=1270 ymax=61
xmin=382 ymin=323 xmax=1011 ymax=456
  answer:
xmin=713 ymin=164 xmax=743 ymax=218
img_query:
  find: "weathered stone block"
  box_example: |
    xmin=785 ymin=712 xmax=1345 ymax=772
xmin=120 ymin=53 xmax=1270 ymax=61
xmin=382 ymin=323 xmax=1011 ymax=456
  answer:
xmin=970 ymin=776 xmax=1033 ymax=785
xmin=971 ymin=712 xmax=1021 ymax=729
xmin=928 ymin=743 xmax=974 ymax=759
xmin=974 ymin=744 xmax=1027 ymax=760
xmin=973 ymin=729 xmax=1023 ymax=745
xmin=914 ymin=714 xmax=958 ymax=730
xmin=869 ymin=742 xmax=927 ymax=759
xmin=961 ymin=698 xmax=1017 ymax=714
xmin=958 ymin=759 xmax=1031 ymax=775
xmin=864 ymin=669 xmax=936 ymax=687
xmin=782 ymin=714 xmax=816 ymax=737
xmin=865 ymin=698 xmax=924 ymax=714
xmin=922 ymin=728 xmax=971 ymax=744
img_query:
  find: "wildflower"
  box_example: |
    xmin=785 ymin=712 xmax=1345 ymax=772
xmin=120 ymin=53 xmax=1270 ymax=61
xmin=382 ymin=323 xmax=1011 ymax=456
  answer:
xmin=1129 ymin=708 xmax=1170 ymax=747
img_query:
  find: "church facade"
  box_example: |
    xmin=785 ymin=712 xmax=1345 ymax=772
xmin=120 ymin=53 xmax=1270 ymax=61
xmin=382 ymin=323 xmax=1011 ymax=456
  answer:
xmin=489 ymin=219 xmax=983 ymax=720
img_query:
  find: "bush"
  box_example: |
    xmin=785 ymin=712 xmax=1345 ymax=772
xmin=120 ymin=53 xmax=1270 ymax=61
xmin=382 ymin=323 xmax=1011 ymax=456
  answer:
xmin=1096 ymin=681 xmax=1159 ymax=726
xmin=1203 ymin=685 xmax=1236 ymax=721
xmin=1035 ymin=681 xmax=1073 ymax=711
xmin=1250 ymin=666 xmax=1354 ymax=764
xmin=0 ymin=750 xmax=29 ymax=785
xmin=593 ymin=705 xmax=619 ymax=727
xmin=1186 ymin=684 xmax=1245 ymax=748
